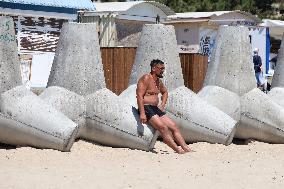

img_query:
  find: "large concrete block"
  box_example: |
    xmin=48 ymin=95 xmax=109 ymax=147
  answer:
xmin=268 ymin=87 xmax=284 ymax=108
xmin=119 ymin=84 xmax=138 ymax=108
xmin=272 ymin=35 xmax=284 ymax=88
xmin=83 ymin=88 xmax=158 ymax=151
xmin=238 ymin=88 xmax=284 ymax=143
xmin=128 ymin=24 xmax=184 ymax=92
xmin=0 ymin=86 xmax=79 ymax=151
xmin=39 ymin=86 xmax=86 ymax=134
xmin=0 ymin=16 xmax=22 ymax=93
xmin=204 ymin=26 xmax=255 ymax=96
xmin=166 ymin=86 xmax=237 ymax=145
xmin=47 ymin=22 xmax=106 ymax=96
xmin=198 ymin=85 xmax=241 ymax=121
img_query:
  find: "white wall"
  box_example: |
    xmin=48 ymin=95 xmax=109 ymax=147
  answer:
xmin=118 ymin=3 xmax=167 ymax=22
xmin=173 ymin=24 xmax=200 ymax=53
xmin=249 ymin=27 xmax=268 ymax=74
xmin=30 ymin=53 xmax=54 ymax=88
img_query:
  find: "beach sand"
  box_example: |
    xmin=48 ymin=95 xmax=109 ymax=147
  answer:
xmin=0 ymin=140 xmax=284 ymax=189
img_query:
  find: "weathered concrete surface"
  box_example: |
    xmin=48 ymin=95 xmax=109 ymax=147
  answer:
xmin=123 ymin=24 xmax=238 ymax=145
xmin=39 ymin=86 xmax=86 ymax=134
xmin=120 ymin=85 xmax=239 ymax=144
xmin=119 ymin=84 xmax=138 ymax=108
xmin=83 ymin=88 xmax=158 ymax=151
xmin=198 ymin=86 xmax=241 ymax=121
xmin=200 ymin=26 xmax=284 ymax=144
xmin=237 ymin=88 xmax=284 ymax=143
xmin=268 ymin=87 xmax=284 ymax=108
xmin=0 ymin=17 xmax=21 ymax=93
xmin=0 ymin=86 xmax=79 ymax=151
xmin=166 ymin=86 xmax=237 ymax=145
xmin=204 ymin=26 xmax=255 ymax=96
xmin=47 ymin=22 xmax=106 ymax=96
xmin=272 ymin=35 xmax=284 ymax=88
xmin=120 ymin=84 xmax=163 ymax=109
xmin=128 ymin=24 xmax=184 ymax=92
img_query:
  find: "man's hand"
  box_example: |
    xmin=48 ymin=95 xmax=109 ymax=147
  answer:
xmin=140 ymin=114 xmax=147 ymax=124
xmin=158 ymin=104 xmax=165 ymax=112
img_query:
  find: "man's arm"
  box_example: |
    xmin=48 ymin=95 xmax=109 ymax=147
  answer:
xmin=258 ymin=56 xmax=262 ymax=71
xmin=159 ymin=80 xmax=168 ymax=112
xmin=136 ymin=75 xmax=148 ymax=124
xmin=259 ymin=56 xmax=262 ymax=67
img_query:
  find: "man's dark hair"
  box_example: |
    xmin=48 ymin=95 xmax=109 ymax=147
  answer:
xmin=150 ymin=59 xmax=164 ymax=68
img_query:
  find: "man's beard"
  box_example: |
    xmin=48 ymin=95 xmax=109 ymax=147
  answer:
xmin=157 ymin=73 xmax=164 ymax=78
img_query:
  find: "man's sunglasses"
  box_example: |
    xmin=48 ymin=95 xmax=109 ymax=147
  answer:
xmin=155 ymin=66 xmax=165 ymax=71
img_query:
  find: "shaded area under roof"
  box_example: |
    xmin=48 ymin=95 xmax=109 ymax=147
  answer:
xmin=261 ymin=19 xmax=284 ymax=40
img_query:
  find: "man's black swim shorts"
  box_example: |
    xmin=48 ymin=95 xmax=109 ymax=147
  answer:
xmin=143 ymin=105 xmax=166 ymax=120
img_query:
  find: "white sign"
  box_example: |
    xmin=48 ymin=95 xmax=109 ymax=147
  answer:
xmin=178 ymin=44 xmax=199 ymax=53
xmin=199 ymin=28 xmax=217 ymax=61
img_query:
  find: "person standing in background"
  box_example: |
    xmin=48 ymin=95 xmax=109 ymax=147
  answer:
xmin=253 ymin=48 xmax=262 ymax=87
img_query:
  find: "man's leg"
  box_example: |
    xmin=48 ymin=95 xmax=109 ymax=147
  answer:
xmin=160 ymin=115 xmax=191 ymax=152
xmin=255 ymin=73 xmax=259 ymax=87
xmin=256 ymin=72 xmax=261 ymax=87
xmin=148 ymin=115 xmax=184 ymax=154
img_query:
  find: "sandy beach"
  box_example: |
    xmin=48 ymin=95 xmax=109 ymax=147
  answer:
xmin=0 ymin=140 xmax=284 ymax=189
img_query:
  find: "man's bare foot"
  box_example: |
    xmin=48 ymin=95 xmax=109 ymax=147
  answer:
xmin=176 ymin=146 xmax=186 ymax=154
xmin=178 ymin=145 xmax=195 ymax=153
xmin=176 ymin=148 xmax=186 ymax=154
xmin=182 ymin=145 xmax=193 ymax=153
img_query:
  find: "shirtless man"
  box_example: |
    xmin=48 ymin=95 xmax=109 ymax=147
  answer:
xmin=136 ymin=59 xmax=192 ymax=154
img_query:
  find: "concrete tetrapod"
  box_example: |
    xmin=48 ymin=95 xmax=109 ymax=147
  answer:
xmin=0 ymin=86 xmax=79 ymax=151
xmin=198 ymin=86 xmax=241 ymax=121
xmin=44 ymin=22 xmax=158 ymax=151
xmin=128 ymin=24 xmax=184 ymax=92
xmin=0 ymin=17 xmax=22 ymax=94
xmin=237 ymin=88 xmax=284 ymax=143
xmin=204 ymin=26 xmax=256 ymax=96
xmin=47 ymin=22 xmax=106 ymax=96
xmin=122 ymin=24 xmax=237 ymax=145
xmin=120 ymin=85 xmax=237 ymax=145
xmin=269 ymin=36 xmax=284 ymax=108
xmin=271 ymin=34 xmax=284 ymax=88
xmin=84 ymin=88 xmax=159 ymax=151
xmin=119 ymin=84 xmax=139 ymax=108
xmin=0 ymin=17 xmax=79 ymax=151
xmin=268 ymin=87 xmax=284 ymax=108
xmin=40 ymin=86 xmax=159 ymax=150
xmin=166 ymin=86 xmax=237 ymax=145
xmin=39 ymin=86 xmax=86 ymax=135
xmin=199 ymin=25 xmax=284 ymax=143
